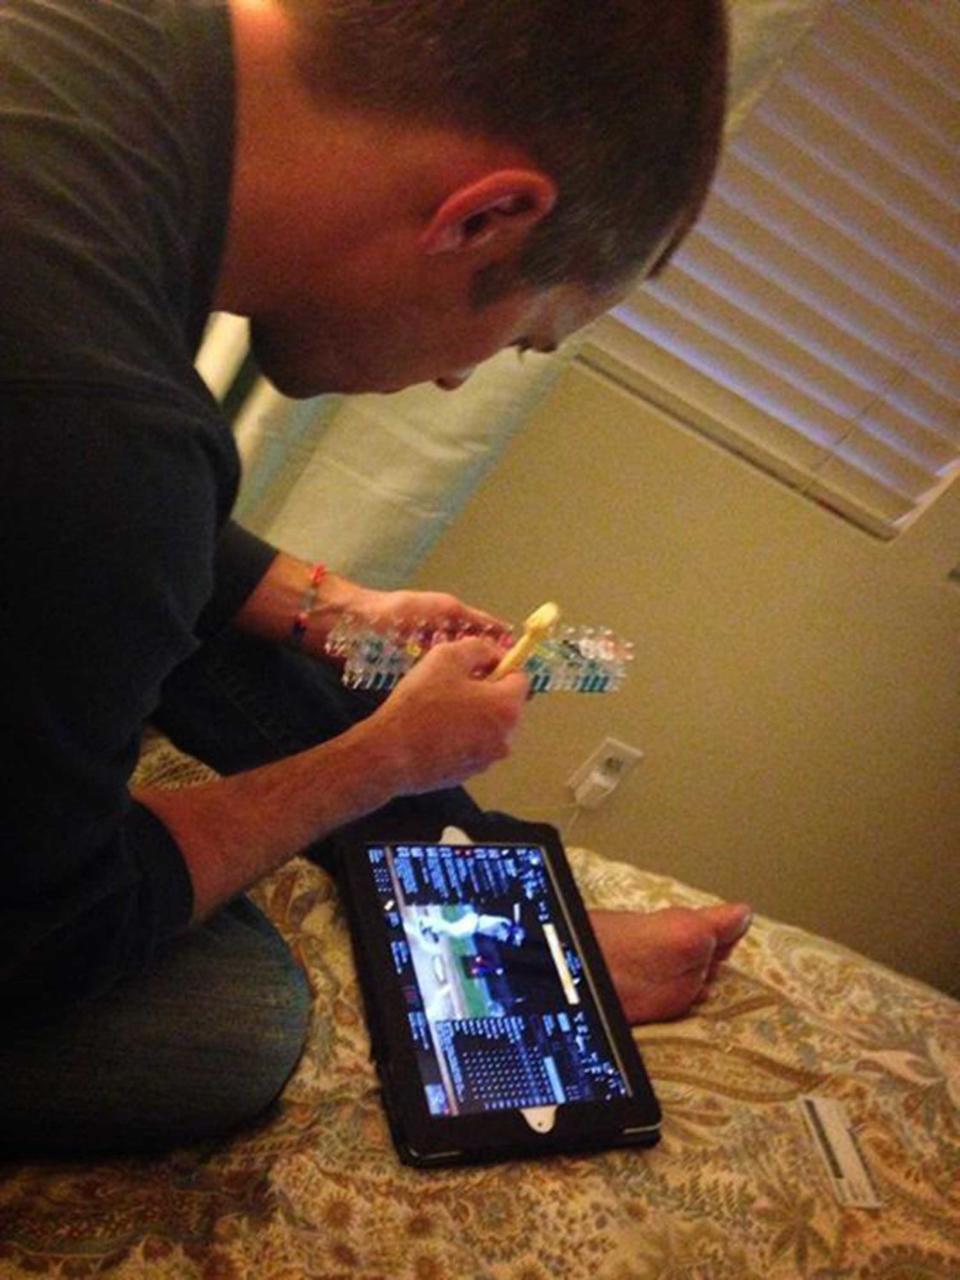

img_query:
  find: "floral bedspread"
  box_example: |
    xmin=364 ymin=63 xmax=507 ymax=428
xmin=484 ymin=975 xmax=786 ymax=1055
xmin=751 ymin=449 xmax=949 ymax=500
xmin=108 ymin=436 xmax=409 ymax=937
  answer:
xmin=1 ymin=741 xmax=958 ymax=1278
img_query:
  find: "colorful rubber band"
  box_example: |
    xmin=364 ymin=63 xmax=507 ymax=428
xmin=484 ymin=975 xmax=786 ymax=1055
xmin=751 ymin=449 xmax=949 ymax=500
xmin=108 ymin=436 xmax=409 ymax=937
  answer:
xmin=290 ymin=562 xmax=326 ymax=648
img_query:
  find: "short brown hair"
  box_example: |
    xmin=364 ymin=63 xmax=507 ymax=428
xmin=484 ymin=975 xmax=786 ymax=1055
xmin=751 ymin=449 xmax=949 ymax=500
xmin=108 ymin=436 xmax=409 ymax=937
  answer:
xmin=280 ymin=0 xmax=728 ymax=295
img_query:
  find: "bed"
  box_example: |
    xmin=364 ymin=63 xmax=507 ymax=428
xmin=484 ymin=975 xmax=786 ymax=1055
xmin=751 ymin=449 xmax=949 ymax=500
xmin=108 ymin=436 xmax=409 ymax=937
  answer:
xmin=1 ymin=736 xmax=957 ymax=1279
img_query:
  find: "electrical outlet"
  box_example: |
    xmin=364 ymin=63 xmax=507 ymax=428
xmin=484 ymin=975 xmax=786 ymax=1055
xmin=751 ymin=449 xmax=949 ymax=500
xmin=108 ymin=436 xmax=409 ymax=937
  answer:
xmin=567 ymin=737 xmax=644 ymax=809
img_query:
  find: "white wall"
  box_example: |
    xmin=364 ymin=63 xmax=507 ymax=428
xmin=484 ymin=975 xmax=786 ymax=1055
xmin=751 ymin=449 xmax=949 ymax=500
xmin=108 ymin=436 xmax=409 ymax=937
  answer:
xmin=413 ymin=362 xmax=960 ymax=997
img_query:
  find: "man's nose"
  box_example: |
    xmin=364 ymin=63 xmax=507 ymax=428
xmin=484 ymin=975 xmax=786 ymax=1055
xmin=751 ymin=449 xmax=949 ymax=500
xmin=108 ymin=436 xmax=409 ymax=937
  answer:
xmin=434 ymin=367 xmax=476 ymax=391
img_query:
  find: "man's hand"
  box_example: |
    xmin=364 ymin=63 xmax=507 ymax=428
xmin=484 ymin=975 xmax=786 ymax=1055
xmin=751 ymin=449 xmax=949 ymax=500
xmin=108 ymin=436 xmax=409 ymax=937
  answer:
xmin=329 ymin=581 xmax=509 ymax=645
xmin=139 ymin=635 xmax=530 ymax=921
xmin=232 ymin=551 xmax=511 ymax=656
xmin=366 ymin=636 xmax=529 ymax=795
xmin=145 ymin=555 xmax=530 ymax=920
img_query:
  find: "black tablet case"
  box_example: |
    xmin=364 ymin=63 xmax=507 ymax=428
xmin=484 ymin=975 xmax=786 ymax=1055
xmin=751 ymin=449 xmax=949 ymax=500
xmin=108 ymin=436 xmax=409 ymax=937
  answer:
xmin=333 ymin=812 xmax=661 ymax=1167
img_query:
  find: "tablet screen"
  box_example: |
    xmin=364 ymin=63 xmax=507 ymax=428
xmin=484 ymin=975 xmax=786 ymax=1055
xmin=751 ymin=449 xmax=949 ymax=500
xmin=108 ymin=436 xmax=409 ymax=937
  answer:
xmin=367 ymin=842 xmax=632 ymax=1118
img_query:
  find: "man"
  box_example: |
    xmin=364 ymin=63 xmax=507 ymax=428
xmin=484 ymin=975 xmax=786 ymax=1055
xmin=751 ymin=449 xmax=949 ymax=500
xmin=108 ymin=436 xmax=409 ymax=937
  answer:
xmin=0 ymin=0 xmax=750 ymax=1155
xmin=418 ymin=909 xmax=524 ymax=949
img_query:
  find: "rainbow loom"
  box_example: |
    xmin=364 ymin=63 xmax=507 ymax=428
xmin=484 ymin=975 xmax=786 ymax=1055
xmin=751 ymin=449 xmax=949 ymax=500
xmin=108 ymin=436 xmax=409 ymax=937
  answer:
xmin=325 ymin=602 xmax=633 ymax=694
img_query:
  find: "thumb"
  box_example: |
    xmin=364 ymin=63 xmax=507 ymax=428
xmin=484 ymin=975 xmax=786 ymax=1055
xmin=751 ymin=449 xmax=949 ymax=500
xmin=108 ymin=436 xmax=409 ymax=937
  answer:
xmin=437 ymin=635 xmax=508 ymax=676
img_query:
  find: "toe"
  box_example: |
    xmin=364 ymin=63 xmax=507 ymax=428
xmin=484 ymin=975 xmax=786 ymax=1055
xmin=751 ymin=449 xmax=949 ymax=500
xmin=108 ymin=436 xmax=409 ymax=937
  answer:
xmin=700 ymin=902 xmax=753 ymax=948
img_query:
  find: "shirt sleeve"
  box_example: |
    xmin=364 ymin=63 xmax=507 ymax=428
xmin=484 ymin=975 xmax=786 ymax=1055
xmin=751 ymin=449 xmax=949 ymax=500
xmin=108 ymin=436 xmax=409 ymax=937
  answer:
xmin=0 ymin=389 xmax=232 ymax=1017
xmin=196 ymin=521 xmax=280 ymax=639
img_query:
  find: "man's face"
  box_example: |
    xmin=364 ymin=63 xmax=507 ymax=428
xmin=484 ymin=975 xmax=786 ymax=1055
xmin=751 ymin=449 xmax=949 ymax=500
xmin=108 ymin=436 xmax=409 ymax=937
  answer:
xmin=247 ymin=268 xmax=622 ymax=398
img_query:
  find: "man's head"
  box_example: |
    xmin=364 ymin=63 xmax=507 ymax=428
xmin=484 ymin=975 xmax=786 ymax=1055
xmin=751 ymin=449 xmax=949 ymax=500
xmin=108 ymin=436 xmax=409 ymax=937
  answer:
xmin=219 ymin=0 xmax=727 ymax=396
xmin=281 ymin=0 xmax=728 ymax=296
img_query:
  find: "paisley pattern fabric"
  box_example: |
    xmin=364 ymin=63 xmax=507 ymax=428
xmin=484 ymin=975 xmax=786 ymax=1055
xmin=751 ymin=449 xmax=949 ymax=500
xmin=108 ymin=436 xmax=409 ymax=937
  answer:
xmin=1 ymin=738 xmax=957 ymax=1278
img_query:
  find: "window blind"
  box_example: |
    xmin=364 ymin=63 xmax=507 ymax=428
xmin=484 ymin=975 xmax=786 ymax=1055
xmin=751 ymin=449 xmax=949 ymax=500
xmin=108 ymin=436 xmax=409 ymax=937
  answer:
xmin=582 ymin=0 xmax=960 ymax=538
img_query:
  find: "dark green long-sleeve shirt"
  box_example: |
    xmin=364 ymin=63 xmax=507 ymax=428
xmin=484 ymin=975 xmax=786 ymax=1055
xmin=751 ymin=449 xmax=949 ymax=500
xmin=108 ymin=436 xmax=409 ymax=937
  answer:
xmin=1 ymin=0 xmax=277 ymax=1014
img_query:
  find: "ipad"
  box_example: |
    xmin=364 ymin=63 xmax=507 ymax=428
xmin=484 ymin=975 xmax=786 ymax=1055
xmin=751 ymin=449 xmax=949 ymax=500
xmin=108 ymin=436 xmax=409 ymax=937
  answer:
xmin=334 ymin=815 xmax=661 ymax=1166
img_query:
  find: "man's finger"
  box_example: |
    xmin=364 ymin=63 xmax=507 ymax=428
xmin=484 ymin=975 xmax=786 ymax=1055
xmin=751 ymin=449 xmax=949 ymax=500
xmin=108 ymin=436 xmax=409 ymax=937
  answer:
xmin=436 ymin=635 xmax=508 ymax=669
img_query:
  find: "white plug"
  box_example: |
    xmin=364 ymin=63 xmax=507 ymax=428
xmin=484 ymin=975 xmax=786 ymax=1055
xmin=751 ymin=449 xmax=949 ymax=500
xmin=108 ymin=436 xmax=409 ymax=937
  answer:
xmin=571 ymin=766 xmax=618 ymax=809
xmin=567 ymin=737 xmax=644 ymax=810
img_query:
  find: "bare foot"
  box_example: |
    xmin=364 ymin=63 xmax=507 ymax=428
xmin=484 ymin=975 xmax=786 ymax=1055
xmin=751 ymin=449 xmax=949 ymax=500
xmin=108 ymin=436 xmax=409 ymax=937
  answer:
xmin=589 ymin=903 xmax=753 ymax=1025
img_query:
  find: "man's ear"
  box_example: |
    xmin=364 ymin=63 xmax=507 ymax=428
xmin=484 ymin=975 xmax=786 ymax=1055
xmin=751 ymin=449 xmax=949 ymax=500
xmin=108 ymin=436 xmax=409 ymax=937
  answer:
xmin=420 ymin=169 xmax=557 ymax=256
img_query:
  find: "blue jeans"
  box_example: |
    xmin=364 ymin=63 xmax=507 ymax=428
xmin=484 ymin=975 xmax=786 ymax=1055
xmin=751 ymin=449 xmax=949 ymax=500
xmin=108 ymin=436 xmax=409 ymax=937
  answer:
xmin=0 ymin=628 xmax=482 ymax=1157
